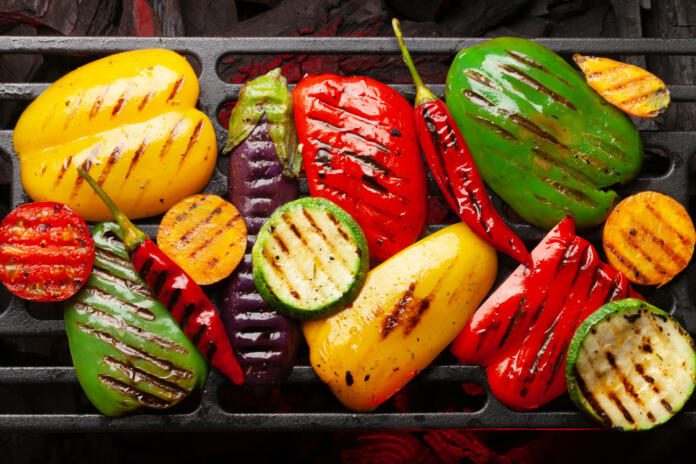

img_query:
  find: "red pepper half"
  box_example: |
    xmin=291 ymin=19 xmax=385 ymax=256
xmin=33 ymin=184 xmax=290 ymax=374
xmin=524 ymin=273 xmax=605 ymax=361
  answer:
xmin=293 ymin=73 xmax=428 ymax=262
xmin=76 ymin=166 xmax=244 ymax=385
xmin=451 ymin=216 xmax=641 ymax=410
xmin=392 ymin=19 xmax=528 ymax=264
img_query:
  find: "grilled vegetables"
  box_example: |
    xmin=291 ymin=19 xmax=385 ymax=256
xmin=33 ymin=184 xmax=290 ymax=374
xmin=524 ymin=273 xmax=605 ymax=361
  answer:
xmin=566 ymin=298 xmax=695 ymax=430
xmin=603 ymin=191 xmax=695 ymax=286
xmin=293 ymin=74 xmax=428 ymax=262
xmin=303 ymin=222 xmax=497 ymax=412
xmin=14 ymin=49 xmax=217 ymax=221
xmin=445 ymin=38 xmax=643 ymax=230
xmin=222 ymin=68 xmax=302 ymax=389
xmin=573 ymin=54 xmax=670 ymax=118
xmin=65 ymin=222 xmax=208 ymax=417
xmin=157 ymin=194 xmax=247 ymax=285
xmin=451 ymin=216 xmax=640 ymax=411
xmin=253 ymin=197 xmax=369 ymax=320
xmin=0 ymin=202 xmax=94 ymax=302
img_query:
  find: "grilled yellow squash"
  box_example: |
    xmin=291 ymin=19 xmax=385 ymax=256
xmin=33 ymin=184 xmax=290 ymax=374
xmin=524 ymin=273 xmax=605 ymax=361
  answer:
xmin=573 ymin=54 xmax=670 ymax=118
xmin=14 ymin=49 xmax=217 ymax=221
xmin=603 ymin=191 xmax=695 ymax=286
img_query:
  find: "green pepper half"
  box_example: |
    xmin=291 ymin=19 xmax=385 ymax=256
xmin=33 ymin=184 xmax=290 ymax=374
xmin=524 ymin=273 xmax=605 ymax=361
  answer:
xmin=64 ymin=222 xmax=208 ymax=417
xmin=446 ymin=37 xmax=643 ymax=230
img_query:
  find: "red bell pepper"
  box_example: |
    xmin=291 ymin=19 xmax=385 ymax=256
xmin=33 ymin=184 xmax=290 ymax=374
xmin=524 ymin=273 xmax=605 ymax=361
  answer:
xmin=292 ymin=73 xmax=428 ymax=262
xmin=77 ymin=166 xmax=244 ymax=385
xmin=451 ymin=216 xmax=641 ymax=410
xmin=392 ymin=19 xmax=528 ymax=264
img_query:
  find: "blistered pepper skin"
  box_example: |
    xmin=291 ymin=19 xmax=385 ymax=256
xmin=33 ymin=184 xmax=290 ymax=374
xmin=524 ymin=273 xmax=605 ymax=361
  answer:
xmin=302 ymin=222 xmax=497 ymax=412
xmin=14 ymin=49 xmax=217 ymax=221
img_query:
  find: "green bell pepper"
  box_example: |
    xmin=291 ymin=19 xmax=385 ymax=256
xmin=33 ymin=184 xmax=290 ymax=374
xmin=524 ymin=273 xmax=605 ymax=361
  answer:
xmin=64 ymin=222 xmax=208 ymax=417
xmin=445 ymin=37 xmax=643 ymax=230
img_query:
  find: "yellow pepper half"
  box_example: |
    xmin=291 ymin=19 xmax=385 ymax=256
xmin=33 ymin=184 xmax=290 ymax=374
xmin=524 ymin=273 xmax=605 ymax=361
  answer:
xmin=14 ymin=49 xmax=217 ymax=221
xmin=302 ymin=222 xmax=497 ymax=412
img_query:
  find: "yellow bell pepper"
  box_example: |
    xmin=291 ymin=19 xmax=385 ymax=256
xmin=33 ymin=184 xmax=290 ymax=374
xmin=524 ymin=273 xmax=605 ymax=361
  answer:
xmin=14 ymin=49 xmax=216 ymax=221
xmin=302 ymin=222 xmax=497 ymax=412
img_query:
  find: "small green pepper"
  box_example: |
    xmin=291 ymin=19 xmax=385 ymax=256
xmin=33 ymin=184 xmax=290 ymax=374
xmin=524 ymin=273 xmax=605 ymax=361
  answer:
xmin=64 ymin=222 xmax=208 ymax=417
xmin=446 ymin=37 xmax=643 ymax=230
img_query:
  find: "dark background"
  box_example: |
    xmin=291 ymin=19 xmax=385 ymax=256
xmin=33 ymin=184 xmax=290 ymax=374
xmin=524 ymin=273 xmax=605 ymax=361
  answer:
xmin=0 ymin=0 xmax=695 ymax=462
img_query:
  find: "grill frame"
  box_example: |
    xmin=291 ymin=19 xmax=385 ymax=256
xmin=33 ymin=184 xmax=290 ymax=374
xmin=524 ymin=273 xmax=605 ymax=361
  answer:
xmin=0 ymin=36 xmax=695 ymax=431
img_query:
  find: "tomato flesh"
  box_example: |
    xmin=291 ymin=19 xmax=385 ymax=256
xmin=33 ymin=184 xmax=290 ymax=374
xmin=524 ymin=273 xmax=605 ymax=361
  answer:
xmin=0 ymin=202 xmax=94 ymax=301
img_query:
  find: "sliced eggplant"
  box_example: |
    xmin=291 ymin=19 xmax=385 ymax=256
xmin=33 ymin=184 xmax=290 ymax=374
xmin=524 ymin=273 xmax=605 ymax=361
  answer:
xmin=252 ymin=197 xmax=369 ymax=320
xmin=566 ymin=298 xmax=696 ymax=430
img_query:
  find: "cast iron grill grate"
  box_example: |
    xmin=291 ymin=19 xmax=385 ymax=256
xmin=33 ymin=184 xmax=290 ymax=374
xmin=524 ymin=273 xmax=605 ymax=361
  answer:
xmin=0 ymin=36 xmax=695 ymax=431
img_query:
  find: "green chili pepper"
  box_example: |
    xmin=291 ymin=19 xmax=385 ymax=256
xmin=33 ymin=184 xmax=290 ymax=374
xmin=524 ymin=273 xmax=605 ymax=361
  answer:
xmin=445 ymin=37 xmax=643 ymax=230
xmin=64 ymin=222 xmax=208 ymax=417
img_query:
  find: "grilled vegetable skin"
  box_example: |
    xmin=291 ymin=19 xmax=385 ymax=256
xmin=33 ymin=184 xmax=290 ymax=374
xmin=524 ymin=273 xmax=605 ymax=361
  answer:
xmin=303 ymin=222 xmax=497 ymax=412
xmin=65 ymin=222 xmax=207 ymax=417
xmin=222 ymin=68 xmax=301 ymax=389
xmin=253 ymin=197 xmax=369 ymax=320
xmin=158 ymin=194 xmax=247 ymax=286
xmin=573 ymin=54 xmax=670 ymax=118
xmin=451 ymin=216 xmax=640 ymax=411
xmin=566 ymin=299 xmax=696 ymax=430
xmin=446 ymin=38 xmax=643 ymax=230
xmin=293 ymin=73 xmax=428 ymax=262
xmin=77 ymin=165 xmax=245 ymax=385
xmin=14 ymin=49 xmax=217 ymax=221
xmin=603 ymin=191 xmax=695 ymax=286
xmin=0 ymin=202 xmax=94 ymax=302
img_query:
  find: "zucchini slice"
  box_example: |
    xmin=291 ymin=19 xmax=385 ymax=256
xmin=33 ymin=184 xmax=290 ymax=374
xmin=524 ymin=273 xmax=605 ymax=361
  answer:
xmin=566 ymin=298 xmax=696 ymax=430
xmin=252 ymin=197 xmax=369 ymax=320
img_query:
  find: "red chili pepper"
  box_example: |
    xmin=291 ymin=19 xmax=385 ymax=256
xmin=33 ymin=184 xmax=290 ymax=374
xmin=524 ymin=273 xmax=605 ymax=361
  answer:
xmin=76 ymin=166 xmax=244 ymax=385
xmin=292 ymin=72 xmax=428 ymax=262
xmin=392 ymin=19 xmax=528 ymax=264
xmin=450 ymin=216 xmax=641 ymax=410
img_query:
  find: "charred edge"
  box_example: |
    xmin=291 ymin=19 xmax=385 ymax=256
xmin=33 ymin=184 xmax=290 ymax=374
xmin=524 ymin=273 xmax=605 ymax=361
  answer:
xmin=96 ymin=145 xmax=123 ymax=186
xmin=83 ymin=286 xmax=156 ymax=322
xmin=139 ymin=257 xmax=155 ymax=279
xmin=498 ymin=296 xmax=526 ymax=349
xmin=103 ymin=356 xmax=189 ymax=398
xmin=262 ymin=247 xmax=300 ymax=300
xmin=504 ymin=50 xmax=573 ymax=88
xmin=138 ymin=90 xmax=154 ymax=111
xmin=125 ymin=138 xmax=149 ymax=180
xmin=608 ymin=391 xmax=635 ymax=424
xmin=180 ymin=303 xmax=196 ymax=331
xmin=152 ymin=270 xmax=169 ymax=296
xmin=94 ymin=248 xmax=133 ymax=270
xmin=464 ymin=69 xmax=500 ymax=90
xmin=308 ymin=116 xmax=391 ymax=153
xmin=469 ymin=115 xmax=518 ymax=141
xmin=192 ymin=324 xmax=207 ymax=348
xmin=179 ymin=119 xmax=204 ymax=167
xmin=361 ymin=174 xmax=388 ymax=194
xmin=179 ymin=203 xmax=225 ymax=244
xmin=312 ymin=139 xmax=390 ymax=177
xmin=90 ymin=84 xmax=110 ymax=119
xmin=574 ymin=367 xmax=612 ymax=427
xmin=91 ymin=269 xmax=153 ymax=300
xmin=381 ymin=283 xmax=416 ymax=338
xmin=168 ymin=288 xmax=182 ymax=311
xmin=98 ymin=375 xmax=172 ymax=409
xmin=644 ymin=203 xmax=692 ymax=247
xmin=498 ymin=64 xmax=576 ymax=110
xmin=167 ymin=76 xmax=185 ymax=103
xmin=604 ymin=243 xmax=649 ymax=284
xmin=160 ymin=117 xmax=187 ymax=159
xmin=74 ymin=302 xmax=187 ymax=354
xmin=76 ymin=323 xmax=192 ymax=379
xmin=635 ymin=363 xmax=660 ymax=394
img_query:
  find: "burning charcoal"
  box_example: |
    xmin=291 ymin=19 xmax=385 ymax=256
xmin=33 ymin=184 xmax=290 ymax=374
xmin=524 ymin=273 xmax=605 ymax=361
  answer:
xmin=74 ymin=0 xmax=119 ymax=35
xmin=180 ymin=0 xmax=238 ymax=36
xmin=0 ymin=0 xmax=78 ymax=35
xmin=437 ymin=0 xmax=530 ymax=36
xmin=118 ymin=0 xmax=163 ymax=36
xmin=150 ymin=0 xmax=185 ymax=36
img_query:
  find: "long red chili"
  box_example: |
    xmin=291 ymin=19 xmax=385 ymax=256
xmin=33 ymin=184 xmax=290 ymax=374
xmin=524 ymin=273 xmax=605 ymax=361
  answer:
xmin=392 ymin=19 xmax=528 ymax=264
xmin=77 ymin=166 xmax=244 ymax=385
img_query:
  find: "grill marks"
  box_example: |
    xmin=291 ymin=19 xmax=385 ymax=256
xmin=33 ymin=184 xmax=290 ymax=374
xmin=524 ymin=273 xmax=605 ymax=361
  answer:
xmin=90 ymin=84 xmax=111 ymax=119
xmin=167 ymin=75 xmax=185 ymax=103
xmin=125 ymin=137 xmax=150 ymax=180
xmin=498 ymin=64 xmax=577 ymax=110
xmin=179 ymin=119 xmax=204 ymax=168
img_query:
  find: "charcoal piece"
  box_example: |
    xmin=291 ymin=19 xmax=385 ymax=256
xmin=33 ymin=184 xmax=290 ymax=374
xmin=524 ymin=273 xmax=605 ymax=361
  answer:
xmin=437 ymin=0 xmax=530 ymax=37
xmin=385 ymin=0 xmax=452 ymax=22
xmin=0 ymin=0 xmax=78 ymax=34
xmin=487 ymin=15 xmax=551 ymax=37
xmin=118 ymin=0 xmax=163 ymax=36
xmin=73 ymin=0 xmax=119 ymax=35
xmin=550 ymin=3 xmax=616 ymax=37
xmin=150 ymin=0 xmax=185 ymax=36
xmin=180 ymin=0 xmax=238 ymax=36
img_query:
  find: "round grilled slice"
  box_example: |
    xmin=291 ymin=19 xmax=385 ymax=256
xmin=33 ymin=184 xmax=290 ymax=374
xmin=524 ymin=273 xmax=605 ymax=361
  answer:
xmin=252 ymin=197 xmax=369 ymax=320
xmin=566 ymin=298 xmax=696 ymax=430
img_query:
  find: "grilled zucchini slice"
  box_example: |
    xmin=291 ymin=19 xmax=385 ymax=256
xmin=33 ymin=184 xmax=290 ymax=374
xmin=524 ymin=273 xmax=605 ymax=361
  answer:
xmin=566 ymin=298 xmax=696 ymax=430
xmin=252 ymin=197 xmax=369 ymax=320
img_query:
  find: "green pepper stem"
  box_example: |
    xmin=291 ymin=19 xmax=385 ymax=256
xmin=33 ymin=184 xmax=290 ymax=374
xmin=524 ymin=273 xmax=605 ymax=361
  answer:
xmin=391 ymin=18 xmax=438 ymax=107
xmin=76 ymin=165 xmax=147 ymax=252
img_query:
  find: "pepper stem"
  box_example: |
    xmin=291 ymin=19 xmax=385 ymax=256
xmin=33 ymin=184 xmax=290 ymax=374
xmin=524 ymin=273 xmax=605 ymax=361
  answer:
xmin=76 ymin=165 xmax=147 ymax=252
xmin=391 ymin=18 xmax=438 ymax=107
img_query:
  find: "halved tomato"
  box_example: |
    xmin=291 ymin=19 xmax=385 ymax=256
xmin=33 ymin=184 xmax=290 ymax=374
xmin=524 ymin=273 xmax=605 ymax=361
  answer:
xmin=0 ymin=202 xmax=94 ymax=301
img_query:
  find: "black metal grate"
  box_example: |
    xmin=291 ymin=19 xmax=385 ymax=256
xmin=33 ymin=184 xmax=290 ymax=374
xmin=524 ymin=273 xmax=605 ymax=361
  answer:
xmin=0 ymin=36 xmax=695 ymax=431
